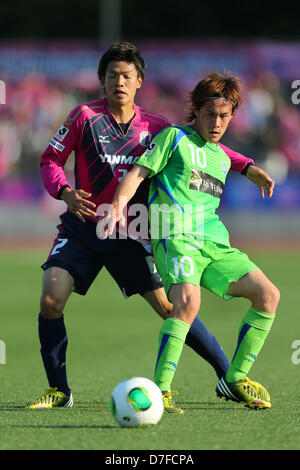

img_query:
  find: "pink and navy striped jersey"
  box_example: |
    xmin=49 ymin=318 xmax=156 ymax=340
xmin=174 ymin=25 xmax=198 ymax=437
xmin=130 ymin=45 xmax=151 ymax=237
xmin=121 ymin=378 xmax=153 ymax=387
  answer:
xmin=40 ymin=98 xmax=254 ymax=221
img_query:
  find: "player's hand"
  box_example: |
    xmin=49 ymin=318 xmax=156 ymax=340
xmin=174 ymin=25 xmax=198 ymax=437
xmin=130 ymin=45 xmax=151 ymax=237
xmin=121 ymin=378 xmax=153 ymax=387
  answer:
xmin=96 ymin=203 xmax=126 ymax=239
xmin=245 ymin=165 xmax=275 ymax=199
xmin=97 ymin=208 xmax=116 ymax=239
xmin=61 ymin=188 xmax=97 ymax=222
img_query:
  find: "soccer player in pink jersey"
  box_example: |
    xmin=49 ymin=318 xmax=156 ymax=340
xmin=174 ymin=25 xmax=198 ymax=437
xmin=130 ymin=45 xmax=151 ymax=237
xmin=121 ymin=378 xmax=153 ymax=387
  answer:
xmin=26 ymin=42 xmax=270 ymax=409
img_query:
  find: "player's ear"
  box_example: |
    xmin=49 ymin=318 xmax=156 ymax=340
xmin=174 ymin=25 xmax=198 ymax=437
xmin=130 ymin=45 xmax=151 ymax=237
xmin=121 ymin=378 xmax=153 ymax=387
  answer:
xmin=99 ymin=75 xmax=106 ymax=94
xmin=192 ymin=104 xmax=200 ymax=119
xmin=135 ymin=76 xmax=143 ymax=94
xmin=230 ymin=107 xmax=237 ymax=119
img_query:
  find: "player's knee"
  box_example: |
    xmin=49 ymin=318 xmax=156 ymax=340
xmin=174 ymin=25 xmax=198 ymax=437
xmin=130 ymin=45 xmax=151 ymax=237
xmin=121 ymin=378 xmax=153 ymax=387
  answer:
xmin=40 ymin=293 xmax=64 ymax=319
xmin=253 ymin=282 xmax=280 ymax=314
xmin=269 ymin=284 xmax=280 ymax=310
xmin=172 ymin=298 xmax=200 ymax=324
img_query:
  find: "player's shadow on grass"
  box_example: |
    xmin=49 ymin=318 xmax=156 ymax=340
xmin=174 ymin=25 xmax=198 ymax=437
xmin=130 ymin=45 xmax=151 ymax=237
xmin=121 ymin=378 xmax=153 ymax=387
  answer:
xmin=181 ymin=401 xmax=247 ymax=411
xmin=9 ymin=424 xmax=117 ymax=429
xmin=0 ymin=404 xmax=26 ymax=411
xmin=0 ymin=402 xmax=108 ymax=412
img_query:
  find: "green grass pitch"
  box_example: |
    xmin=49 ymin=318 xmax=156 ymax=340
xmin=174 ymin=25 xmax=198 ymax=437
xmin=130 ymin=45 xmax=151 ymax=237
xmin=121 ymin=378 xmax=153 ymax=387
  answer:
xmin=0 ymin=246 xmax=299 ymax=450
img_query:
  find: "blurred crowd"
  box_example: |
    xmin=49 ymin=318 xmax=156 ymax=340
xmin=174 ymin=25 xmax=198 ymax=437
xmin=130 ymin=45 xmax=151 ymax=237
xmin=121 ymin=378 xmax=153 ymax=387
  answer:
xmin=0 ymin=68 xmax=299 ymax=188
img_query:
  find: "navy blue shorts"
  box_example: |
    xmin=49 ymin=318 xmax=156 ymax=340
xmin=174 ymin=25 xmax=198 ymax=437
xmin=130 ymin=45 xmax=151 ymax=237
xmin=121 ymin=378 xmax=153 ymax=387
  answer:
xmin=42 ymin=211 xmax=163 ymax=297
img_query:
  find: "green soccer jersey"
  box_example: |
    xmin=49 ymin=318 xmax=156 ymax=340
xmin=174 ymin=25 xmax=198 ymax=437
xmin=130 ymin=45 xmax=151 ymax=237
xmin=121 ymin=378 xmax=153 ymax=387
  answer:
xmin=137 ymin=125 xmax=232 ymax=247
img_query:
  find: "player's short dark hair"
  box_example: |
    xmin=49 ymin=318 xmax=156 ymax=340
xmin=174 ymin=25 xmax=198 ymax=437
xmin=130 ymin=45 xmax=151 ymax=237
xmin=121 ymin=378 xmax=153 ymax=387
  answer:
xmin=186 ymin=71 xmax=242 ymax=121
xmin=97 ymin=42 xmax=146 ymax=83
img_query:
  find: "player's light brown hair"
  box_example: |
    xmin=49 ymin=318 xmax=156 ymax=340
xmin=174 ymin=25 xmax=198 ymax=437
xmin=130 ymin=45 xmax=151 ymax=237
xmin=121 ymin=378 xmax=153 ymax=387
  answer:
xmin=97 ymin=42 xmax=146 ymax=83
xmin=186 ymin=71 xmax=242 ymax=122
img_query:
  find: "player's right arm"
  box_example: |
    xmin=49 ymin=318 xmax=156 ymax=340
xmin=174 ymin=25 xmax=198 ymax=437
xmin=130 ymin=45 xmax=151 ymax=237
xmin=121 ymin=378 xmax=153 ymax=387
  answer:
xmin=99 ymin=165 xmax=151 ymax=238
xmin=114 ymin=164 xmax=151 ymax=209
xmin=40 ymin=107 xmax=97 ymax=222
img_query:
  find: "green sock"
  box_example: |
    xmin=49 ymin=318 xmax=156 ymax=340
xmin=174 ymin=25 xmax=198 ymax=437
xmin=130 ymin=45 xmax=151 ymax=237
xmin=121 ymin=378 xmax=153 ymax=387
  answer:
xmin=226 ymin=307 xmax=275 ymax=383
xmin=154 ymin=317 xmax=190 ymax=392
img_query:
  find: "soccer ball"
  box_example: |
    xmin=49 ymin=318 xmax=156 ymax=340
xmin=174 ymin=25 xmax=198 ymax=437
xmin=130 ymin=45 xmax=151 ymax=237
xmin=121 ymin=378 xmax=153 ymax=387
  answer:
xmin=110 ymin=377 xmax=164 ymax=427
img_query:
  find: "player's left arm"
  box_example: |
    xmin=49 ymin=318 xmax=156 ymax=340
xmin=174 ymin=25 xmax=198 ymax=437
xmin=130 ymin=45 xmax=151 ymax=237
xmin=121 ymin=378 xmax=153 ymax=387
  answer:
xmin=245 ymin=164 xmax=275 ymax=199
xmin=219 ymin=143 xmax=274 ymax=198
xmin=219 ymin=143 xmax=254 ymax=173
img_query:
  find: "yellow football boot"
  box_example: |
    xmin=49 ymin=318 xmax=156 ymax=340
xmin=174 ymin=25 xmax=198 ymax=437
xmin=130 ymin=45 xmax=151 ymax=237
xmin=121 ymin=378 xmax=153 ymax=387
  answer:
xmin=162 ymin=390 xmax=184 ymax=414
xmin=26 ymin=387 xmax=73 ymax=409
xmin=216 ymin=376 xmax=271 ymax=409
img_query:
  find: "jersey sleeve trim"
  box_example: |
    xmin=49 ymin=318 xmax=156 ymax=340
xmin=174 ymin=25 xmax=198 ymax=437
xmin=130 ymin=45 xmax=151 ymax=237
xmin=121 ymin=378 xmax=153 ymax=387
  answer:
xmin=171 ymin=126 xmax=193 ymax=151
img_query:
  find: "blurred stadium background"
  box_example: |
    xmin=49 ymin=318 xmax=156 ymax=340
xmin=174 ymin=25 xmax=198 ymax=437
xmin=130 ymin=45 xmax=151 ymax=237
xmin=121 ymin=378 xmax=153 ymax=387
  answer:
xmin=0 ymin=0 xmax=299 ymax=247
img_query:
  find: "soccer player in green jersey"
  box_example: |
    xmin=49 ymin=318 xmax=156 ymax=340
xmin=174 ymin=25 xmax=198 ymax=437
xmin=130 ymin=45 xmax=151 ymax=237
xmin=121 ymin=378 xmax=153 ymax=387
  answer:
xmin=102 ymin=72 xmax=280 ymax=412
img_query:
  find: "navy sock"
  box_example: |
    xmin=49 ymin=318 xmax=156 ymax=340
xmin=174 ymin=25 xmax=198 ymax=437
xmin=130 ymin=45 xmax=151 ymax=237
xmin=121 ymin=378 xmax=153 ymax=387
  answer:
xmin=185 ymin=316 xmax=230 ymax=379
xmin=38 ymin=313 xmax=70 ymax=397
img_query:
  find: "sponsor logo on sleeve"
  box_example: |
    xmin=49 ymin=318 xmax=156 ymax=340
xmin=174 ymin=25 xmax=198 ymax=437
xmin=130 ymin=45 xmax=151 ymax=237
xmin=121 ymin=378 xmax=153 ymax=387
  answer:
xmin=55 ymin=125 xmax=69 ymax=142
xmin=139 ymin=131 xmax=152 ymax=147
xmin=145 ymin=142 xmax=157 ymax=155
xmin=49 ymin=138 xmax=65 ymax=152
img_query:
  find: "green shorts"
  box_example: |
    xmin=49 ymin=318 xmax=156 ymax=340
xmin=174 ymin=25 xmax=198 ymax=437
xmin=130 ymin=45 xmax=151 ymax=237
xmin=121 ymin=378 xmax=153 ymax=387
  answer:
xmin=153 ymin=237 xmax=258 ymax=299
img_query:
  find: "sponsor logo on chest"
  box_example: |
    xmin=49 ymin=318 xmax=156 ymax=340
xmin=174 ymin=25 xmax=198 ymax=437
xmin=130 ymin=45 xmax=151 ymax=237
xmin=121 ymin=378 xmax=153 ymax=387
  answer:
xmin=189 ymin=169 xmax=224 ymax=198
xmin=99 ymin=154 xmax=140 ymax=164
